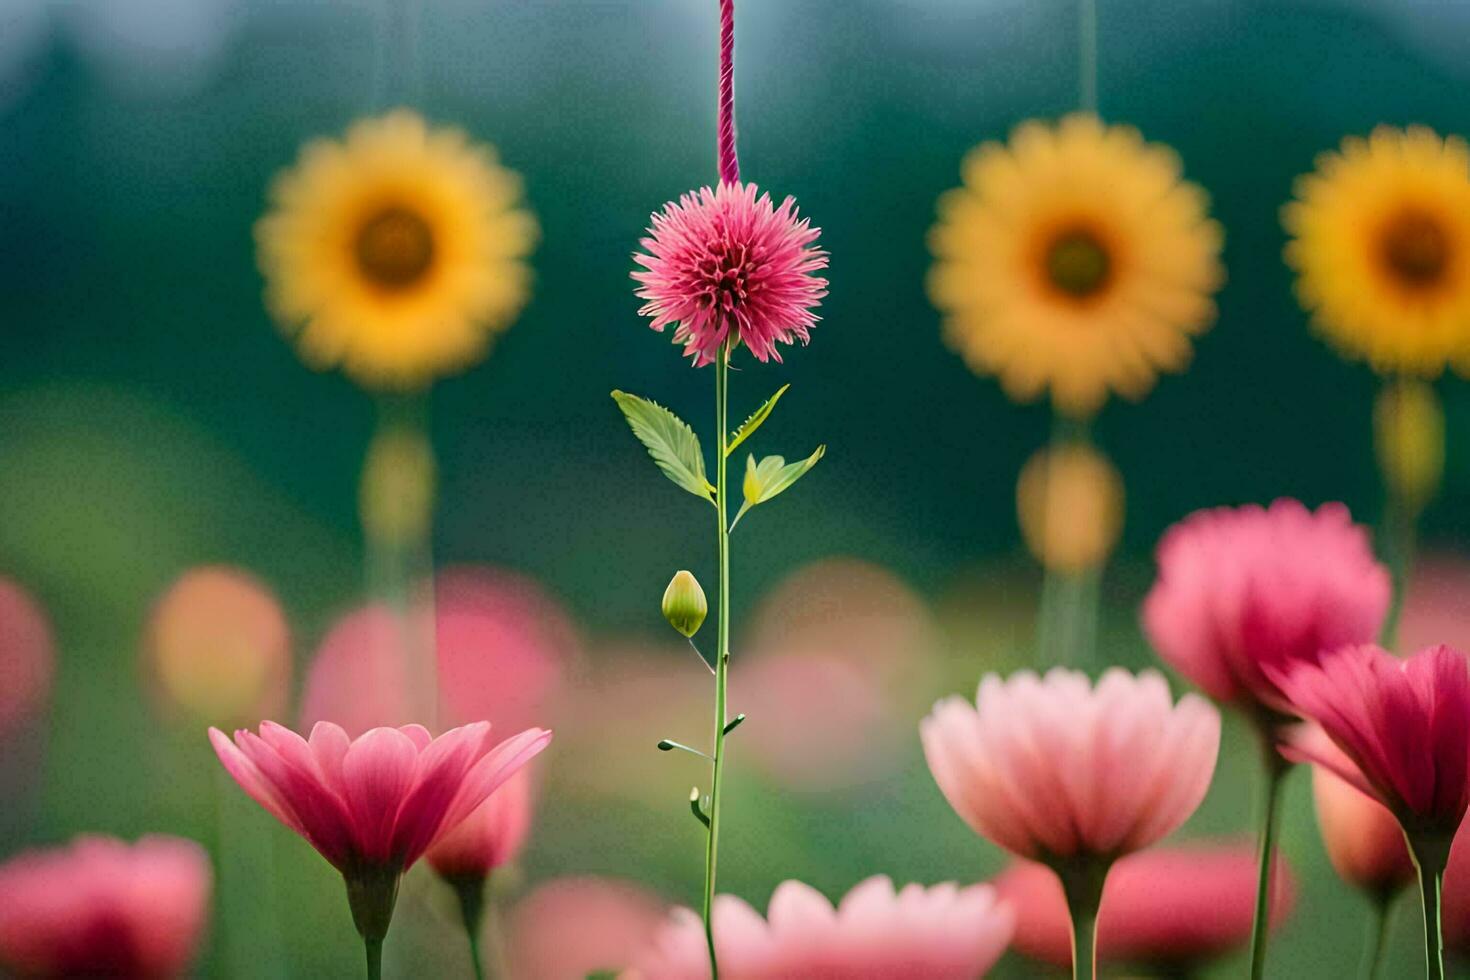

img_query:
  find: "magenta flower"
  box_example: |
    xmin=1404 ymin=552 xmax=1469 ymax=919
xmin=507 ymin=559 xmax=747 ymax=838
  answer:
xmin=921 ymin=667 xmax=1219 ymax=863
xmin=1275 ymin=644 xmax=1470 ymax=841
xmin=993 ymin=842 xmax=1295 ymax=973
xmin=1143 ymin=499 xmax=1389 ymax=722
xmin=626 ymin=875 xmax=1013 ymax=980
xmin=211 ymin=720 xmax=550 ymax=971
xmin=632 ymin=182 xmax=828 ymax=366
xmin=0 ymin=835 xmax=211 ymax=980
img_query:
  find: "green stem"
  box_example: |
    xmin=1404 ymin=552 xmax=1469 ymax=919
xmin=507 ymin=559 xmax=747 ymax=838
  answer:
xmin=1378 ymin=492 xmax=1416 ymax=652
xmin=1360 ymin=894 xmax=1395 ymax=980
xmin=451 ymin=875 xmax=487 ymax=980
xmin=364 ymin=937 xmax=383 ymax=980
xmin=701 ymin=341 xmax=733 ymax=979
xmin=1248 ymin=738 xmax=1289 ymax=980
xmin=1407 ymin=835 xmax=1450 ymax=980
xmin=1056 ymin=859 xmax=1108 ymax=980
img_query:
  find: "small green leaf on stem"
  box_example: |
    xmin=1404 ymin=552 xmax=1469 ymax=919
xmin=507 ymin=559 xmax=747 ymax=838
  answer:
xmin=731 ymin=445 xmax=827 ymax=529
xmin=726 ymin=384 xmax=790 ymax=457
xmin=611 ymin=391 xmax=715 ymax=502
xmin=689 ymin=787 xmax=711 ymax=827
xmin=657 ymin=739 xmax=712 ymax=760
xmin=723 ymin=714 xmax=746 ymax=736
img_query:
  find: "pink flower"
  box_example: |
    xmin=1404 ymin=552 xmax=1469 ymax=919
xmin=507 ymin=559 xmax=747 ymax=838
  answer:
xmin=625 ymin=876 xmax=1013 ymax=980
xmin=0 ymin=835 xmax=211 ymax=979
xmin=920 ymin=667 xmax=1219 ymax=862
xmin=1274 ymin=644 xmax=1470 ymax=843
xmin=632 ymin=182 xmax=828 ymax=366
xmin=1442 ymin=829 xmax=1470 ymax=956
xmin=426 ymin=765 xmax=534 ymax=881
xmin=1143 ymin=499 xmax=1389 ymax=719
xmin=0 ymin=576 xmax=53 ymax=735
xmin=992 ymin=842 xmax=1295 ymax=971
xmin=1304 ymin=724 xmax=1415 ymax=899
xmin=210 ymin=720 xmax=550 ymax=944
xmin=508 ymin=877 xmax=669 ymax=980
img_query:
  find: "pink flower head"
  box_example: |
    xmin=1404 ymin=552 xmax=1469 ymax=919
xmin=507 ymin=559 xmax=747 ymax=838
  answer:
xmin=1304 ymin=724 xmax=1415 ymax=899
xmin=632 ymin=182 xmax=828 ymax=366
xmin=1274 ymin=644 xmax=1470 ymax=842
xmin=426 ymin=764 xmax=534 ymax=881
xmin=1143 ymin=499 xmax=1389 ymax=717
xmin=920 ymin=667 xmax=1219 ymax=862
xmin=0 ymin=576 xmax=53 ymax=735
xmin=0 ymin=835 xmax=211 ymax=979
xmin=1442 ymin=829 xmax=1470 ymax=956
xmin=625 ymin=876 xmax=1013 ymax=980
xmin=992 ymin=843 xmax=1295 ymax=971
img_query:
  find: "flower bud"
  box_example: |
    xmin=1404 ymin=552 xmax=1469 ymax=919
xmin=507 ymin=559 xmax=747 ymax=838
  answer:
xmin=1016 ymin=443 xmax=1124 ymax=574
xmin=661 ymin=571 xmax=708 ymax=638
xmin=1374 ymin=379 xmax=1443 ymax=514
xmin=1312 ymin=763 xmax=1414 ymax=901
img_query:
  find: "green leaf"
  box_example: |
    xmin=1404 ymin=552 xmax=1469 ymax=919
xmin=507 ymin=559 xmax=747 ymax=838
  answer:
xmin=726 ymin=384 xmax=790 ymax=458
xmin=732 ymin=445 xmax=826 ymax=528
xmin=611 ymin=391 xmax=714 ymax=502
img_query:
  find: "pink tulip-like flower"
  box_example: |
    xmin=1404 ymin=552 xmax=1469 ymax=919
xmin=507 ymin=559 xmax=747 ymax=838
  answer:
xmin=427 ymin=764 xmax=533 ymax=880
xmin=625 ymin=876 xmax=1013 ymax=980
xmin=1303 ymin=724 xmax=1415 ymax=900
xmin=1143 ymin=499 xmax=1389 ymax=721
xmin=0 ymin=835 xmax=211 ymax=979
xmin=1275 ymin=644 xmax=1470 ymax=843
xmin=921 ymin=667 xmax=1220 ymax=862
xmin=632 ymin=182 xmax=828 ymax=366
xmin=210 ymin=720 xmax=550 ymax=957
xmin=992 ymin=843 xmax=1295 ymax=971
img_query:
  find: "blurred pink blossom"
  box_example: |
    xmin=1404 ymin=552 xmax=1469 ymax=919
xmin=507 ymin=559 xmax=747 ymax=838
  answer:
xmin=426 ymin=765 xmax=534 ymax=880
xmin=0 ymin=835 xmax=211 ymax=979
xmin=992 ymin=842 xmax=1294 ymax=971
xmin=0 ymin=576 xmax=53 ymax=734
xmin=508 ymin=876 xmax=668 ymax=980
xmin=625 ymin=875 xmax=1013 ymax=979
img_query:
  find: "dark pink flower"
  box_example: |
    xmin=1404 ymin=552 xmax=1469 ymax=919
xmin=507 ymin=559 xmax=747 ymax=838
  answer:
xmin=992 ymin=842 xmax=1294 ymax=971
xmin=0 ymin=835 xmax=211 ymax=979
xmin=632 ymin=182 xmax=828 ymax=366
xmin=625 ymin=876 xmax=1013 ymax=980
xmin=1143 ymin=499 xmax=1389 ymax=718
xmin=211 ymin=720 xmax=549 ymax=944
xmin=1275 ymin=644 xmax=1470 ymax=841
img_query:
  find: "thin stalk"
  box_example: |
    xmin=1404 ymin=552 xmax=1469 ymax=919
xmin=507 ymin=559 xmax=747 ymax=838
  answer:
xmin=365 ymin=937 xmax=383 ymax=980
xmin=452 ymin=876 xmax=487 ymax=980
xmin=1248 ymin=737 xmax=1289 ymax=980
xmin=1407 ymin=836 xmax=1449 ymax=980
xmin=700 ymin=341 xmax=733 ymax=978
xmin=1056 ymin=859 xmax=1108 ymax=980
xmin=1360 ymin=894 xmax=1395 ymax=980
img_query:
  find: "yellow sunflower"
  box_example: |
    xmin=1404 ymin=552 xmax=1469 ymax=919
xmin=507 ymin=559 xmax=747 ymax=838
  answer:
xmin=256 ymin=110 xmax=537 ymax=389
xmin=1284 ymin=126 xmax=1470 ymax=376
xmin=928 ymin=113 xmax=1224 ymax=418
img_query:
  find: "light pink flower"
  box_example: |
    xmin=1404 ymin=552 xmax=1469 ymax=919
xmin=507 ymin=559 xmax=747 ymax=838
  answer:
xmin=632 ymin=182 xmax=828 ymax=366
xmin=992 ymin=842 xmax=1294 ymax=971
xmin=426 ymin=764 xmax=534 ymax=880
xmin=1143 ymin=499 xmax=1389 ymax=717
xmin=1274 ymin=644 xmax=1470 ymax=841
xmin=0 ymin=835 xmax=211 ymax=980
xmin=1303 ymin=724 xmax=1415 ymax=899
xmin=625 ymin=876 xmax=1013 ymax=980
xmin=508 ymin=877 xmax=668 ymax=980
xmin=921 ymin=667 xmax=1219 ymax=862
xmin=0 ymin=576 xmax=53 ymax=735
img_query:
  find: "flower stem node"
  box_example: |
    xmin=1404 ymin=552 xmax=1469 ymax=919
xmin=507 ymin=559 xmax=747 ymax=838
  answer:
xmin=662 ymin=571 xmax=709 ymax=638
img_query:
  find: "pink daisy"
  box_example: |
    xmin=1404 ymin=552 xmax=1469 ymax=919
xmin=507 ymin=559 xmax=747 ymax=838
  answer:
xmin=625 ymin=875 xmax=1013 ymax=980
xmin=632 ymin=182 xmax=828 ymax=366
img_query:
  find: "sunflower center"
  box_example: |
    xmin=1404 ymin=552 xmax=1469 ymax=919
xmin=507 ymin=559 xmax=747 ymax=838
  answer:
xmin=692 ymin=237 xmax=758 ymax=315
xmin=355 ymin=207 xmax=435 ymax=289
xmin=1379 ymin=208 xmax=1449 ymax=289
xmin=1044 ymin=228 xmax=1112 ymax=300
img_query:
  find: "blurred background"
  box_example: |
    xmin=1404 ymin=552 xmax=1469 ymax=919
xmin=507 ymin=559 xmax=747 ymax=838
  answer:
xmin=3 ymin=0 xmax=1470 ymax=976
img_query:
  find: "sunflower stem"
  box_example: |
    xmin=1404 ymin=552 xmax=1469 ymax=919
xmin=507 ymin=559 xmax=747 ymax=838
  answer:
xmin=1248 ymin=735 xmax=1290 ymax=980
xmin=1378 ymin=489 xmax=1416 ymax=652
